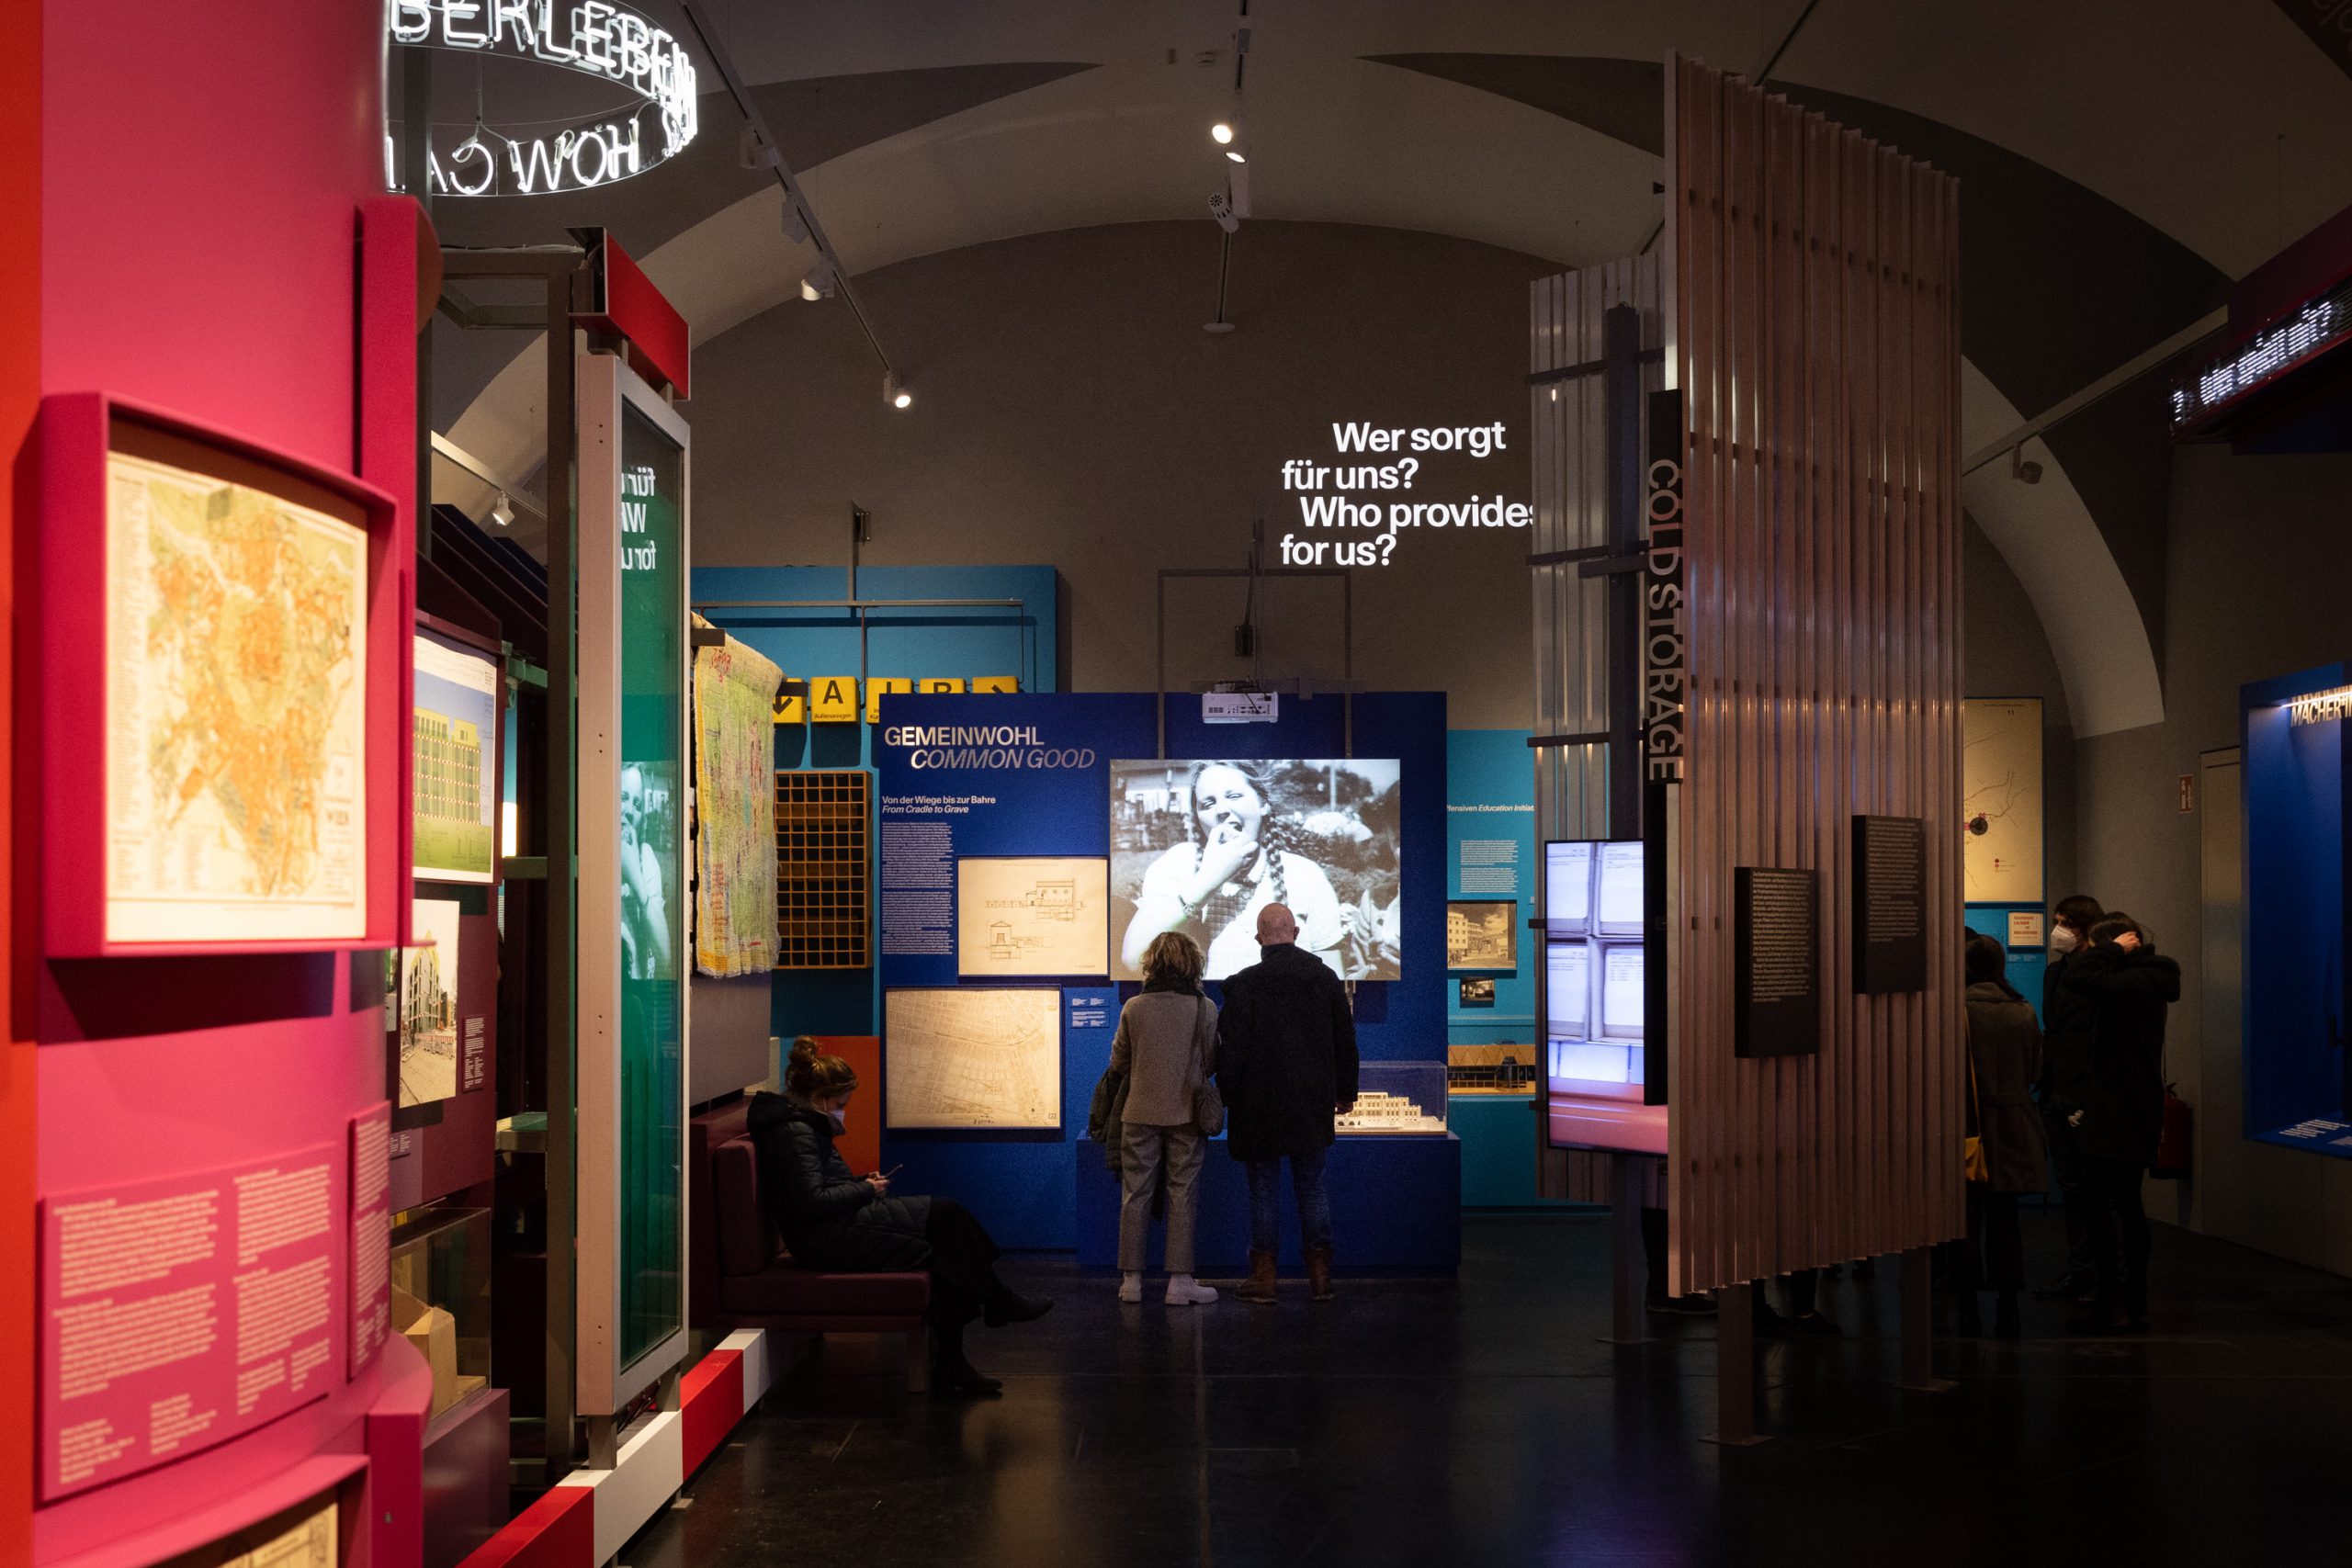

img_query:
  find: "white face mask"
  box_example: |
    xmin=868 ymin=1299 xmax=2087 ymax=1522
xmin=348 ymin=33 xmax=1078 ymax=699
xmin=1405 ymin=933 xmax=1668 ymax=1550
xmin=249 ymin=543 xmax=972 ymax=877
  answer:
xmin=2050 ymin=925 xmax=2079 ymax=955
xmin=826 ymin=1106 xmax=848 ymax=1133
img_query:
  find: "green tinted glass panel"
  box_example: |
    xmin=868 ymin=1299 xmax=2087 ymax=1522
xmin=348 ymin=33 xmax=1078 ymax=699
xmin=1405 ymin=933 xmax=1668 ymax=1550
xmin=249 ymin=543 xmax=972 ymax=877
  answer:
xmin=617 ymin=402 xmax=684 ymax=1368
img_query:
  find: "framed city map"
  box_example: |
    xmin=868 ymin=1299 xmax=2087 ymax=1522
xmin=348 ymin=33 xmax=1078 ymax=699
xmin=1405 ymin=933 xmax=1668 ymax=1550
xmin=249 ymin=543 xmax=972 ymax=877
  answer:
xmin=39 ymin=395 xmax=404 ymax=955
xmin=956 ymin=856 xmax=1110 ymax=977
xmin=884 ymin=987 xmax=1063 ymax=1131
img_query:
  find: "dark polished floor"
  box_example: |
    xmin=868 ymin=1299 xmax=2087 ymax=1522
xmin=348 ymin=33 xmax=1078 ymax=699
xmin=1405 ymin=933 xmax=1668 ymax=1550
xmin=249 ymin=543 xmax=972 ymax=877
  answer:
xmin=627 ymin=1213 xmax=2352 ymax=1567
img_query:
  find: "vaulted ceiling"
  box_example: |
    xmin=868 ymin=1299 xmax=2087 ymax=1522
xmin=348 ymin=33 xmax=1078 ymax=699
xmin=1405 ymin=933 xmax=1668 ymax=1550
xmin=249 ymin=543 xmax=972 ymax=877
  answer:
xmin=424 ymin=0 xmax=2352 ymax=735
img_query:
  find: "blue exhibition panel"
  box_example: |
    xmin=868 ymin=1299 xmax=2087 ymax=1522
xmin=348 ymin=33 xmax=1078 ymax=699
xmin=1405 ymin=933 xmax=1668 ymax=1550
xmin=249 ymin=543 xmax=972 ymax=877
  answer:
xmin=1073 ymin=1134 xmax=1462 ymax=1272
xmin=868 ymin=692 xmax=1453 ymax=1255
xmin=1451 ymin=1093 xmax=1564 ymax=1207
xmin=2241 ymin=660 xmax=2351 ymax=1157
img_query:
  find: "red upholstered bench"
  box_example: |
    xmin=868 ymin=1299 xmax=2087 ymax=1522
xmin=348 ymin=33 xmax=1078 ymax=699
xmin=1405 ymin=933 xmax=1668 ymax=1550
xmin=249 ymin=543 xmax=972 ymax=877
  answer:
xmin=689 ymin=1100 xmax=932 ymax=1392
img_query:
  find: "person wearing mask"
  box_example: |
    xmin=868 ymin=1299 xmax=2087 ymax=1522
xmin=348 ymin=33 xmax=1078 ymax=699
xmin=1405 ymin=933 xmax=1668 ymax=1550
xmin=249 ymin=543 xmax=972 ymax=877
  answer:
xmin=2035 ymin=895 xmax=2105 ymax=1303
xmin=1959 ymin=931 xmax=2051 ymax=1337
xmin=747 ymin=1039 xmax=1053 ymax=1397
xmin=1110 ymin=931 xmax=1221 ymax=1307
xmin=2057 ymin=913 xmax=2180 ymax=1332
xmin=1217 ymin=902 xmax=1359 ymax=1303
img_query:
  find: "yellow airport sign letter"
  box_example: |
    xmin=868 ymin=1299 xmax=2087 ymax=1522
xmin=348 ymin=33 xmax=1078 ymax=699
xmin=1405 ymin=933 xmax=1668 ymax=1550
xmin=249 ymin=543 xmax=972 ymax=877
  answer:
xmin=918 ymin=677 xmax=965 ymax=694
xmin=865 ymin=677 xmax=912 ymax=723
xmin=810 ymin=676 xmax=859 ymax=723
xmin=970 ymin=675 xmax=1019 ymax=694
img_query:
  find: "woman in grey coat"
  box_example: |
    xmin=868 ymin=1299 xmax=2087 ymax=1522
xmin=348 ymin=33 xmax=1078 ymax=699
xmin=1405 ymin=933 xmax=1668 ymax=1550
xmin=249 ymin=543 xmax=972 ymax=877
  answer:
xmin=1111 ymin=931 xmax=1220 ymax=1305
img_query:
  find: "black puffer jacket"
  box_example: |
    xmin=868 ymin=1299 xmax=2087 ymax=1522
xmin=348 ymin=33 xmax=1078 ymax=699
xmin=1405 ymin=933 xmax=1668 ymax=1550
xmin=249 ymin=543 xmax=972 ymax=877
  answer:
xmin=744 ymin=1092 xmax=933 ymax=1271
xmin=1216 ymin=942 xmax=1359 ymax=1162
xmin=2057 ymin=942 xmax=2183 ymax=1166
xmin=2039 ymin=949 xmax=2100 ymax=1112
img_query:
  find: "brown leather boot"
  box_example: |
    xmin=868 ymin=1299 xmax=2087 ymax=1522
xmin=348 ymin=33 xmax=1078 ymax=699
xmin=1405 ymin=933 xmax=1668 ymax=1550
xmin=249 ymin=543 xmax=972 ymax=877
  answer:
xmin=1306 ymin=1245 xmax=1335 ymax=1303
xmin=1238 ymin=1249 xmax=1278 ymax=1304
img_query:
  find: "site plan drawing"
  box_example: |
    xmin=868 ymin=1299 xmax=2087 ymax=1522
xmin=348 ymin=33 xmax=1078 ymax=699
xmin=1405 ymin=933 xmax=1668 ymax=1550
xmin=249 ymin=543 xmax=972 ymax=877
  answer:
xmin=956 ymin=857 xmax=1109 ymax=976
xmin=885 ymin=987 xmax=1061 ymax=1130
xmin=104 ymin=448 xmax=368 ymax=943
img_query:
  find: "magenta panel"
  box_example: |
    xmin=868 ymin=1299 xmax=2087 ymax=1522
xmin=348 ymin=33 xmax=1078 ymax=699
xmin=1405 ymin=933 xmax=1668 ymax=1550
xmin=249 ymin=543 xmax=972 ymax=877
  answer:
xmin=349 ymin=1104 xmax=392 ymax=1378
xmin=39 ymin=1140 xmax=346 ymax=1501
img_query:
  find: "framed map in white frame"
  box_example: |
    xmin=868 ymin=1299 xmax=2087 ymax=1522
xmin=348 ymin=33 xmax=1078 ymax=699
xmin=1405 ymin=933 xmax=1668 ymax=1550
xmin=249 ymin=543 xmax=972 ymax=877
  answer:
xmin=885 ymin=987 xmax=1062 ymax=1131
xmin=956 ymin=856 xmax=1110 ymax=977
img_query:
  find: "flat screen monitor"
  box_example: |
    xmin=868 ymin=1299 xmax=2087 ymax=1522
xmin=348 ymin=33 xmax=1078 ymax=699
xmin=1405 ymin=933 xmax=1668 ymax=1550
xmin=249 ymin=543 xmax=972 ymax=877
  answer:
xmin=1545 ymin=939 xmax=1590 ymax=1035
xmin=1108 ymin=757 xmax=1401 ymax=983
xmin=1544 ymin=840 xmax=1594 ymax=936
xmin=1596 ymin=841 xmax=1645 ymax=937
xmin=1551 ymin=1038 xmax=1633 ymax=1085
xmin=1600 ymin=943 xmax=1645 ymax=1040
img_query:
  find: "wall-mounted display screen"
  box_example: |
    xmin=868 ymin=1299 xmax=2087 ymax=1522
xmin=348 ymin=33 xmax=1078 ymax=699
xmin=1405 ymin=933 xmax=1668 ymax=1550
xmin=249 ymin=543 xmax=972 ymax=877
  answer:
xmin=1545 ymin=940 xmax=1589 ymax=1035
xmin=884 ymin=987 xmax=1062 ymax=1130
xmin=1544 ymin=840 xmax=1593 ymax=935
xmin=956 ymin=856 xmax=1110 ymax=977
xmin=1596 ymin=841 xmax=1645 ymax=936
xmin=1109 ymin=757 xmax=1401 ymax=982
xmin=1600 ymin=943 xmax=1645 ymax=1040
xmin=1545 ymin=839 xmax=1649 ymax=1091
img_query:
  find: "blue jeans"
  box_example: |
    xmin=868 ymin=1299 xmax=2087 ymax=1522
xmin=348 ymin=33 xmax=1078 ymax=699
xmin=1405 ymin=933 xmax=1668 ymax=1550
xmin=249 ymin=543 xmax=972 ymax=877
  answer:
xmin=1246 ymin=1148 xmax=1332 ymax=1254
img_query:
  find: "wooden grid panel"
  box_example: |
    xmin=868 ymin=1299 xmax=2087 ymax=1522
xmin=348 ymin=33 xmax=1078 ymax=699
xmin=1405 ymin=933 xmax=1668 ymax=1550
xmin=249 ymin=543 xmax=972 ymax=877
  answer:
xmin=774 ymin=770 xmax=871 ymax=969
xmin=1664 ymin=56 xmax=1965 ymax=1293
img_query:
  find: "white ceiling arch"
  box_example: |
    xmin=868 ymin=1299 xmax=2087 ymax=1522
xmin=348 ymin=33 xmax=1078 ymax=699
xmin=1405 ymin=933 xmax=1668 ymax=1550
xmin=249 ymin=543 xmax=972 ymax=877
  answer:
xmin=442 ymin=0 xmax=2352 ymax=734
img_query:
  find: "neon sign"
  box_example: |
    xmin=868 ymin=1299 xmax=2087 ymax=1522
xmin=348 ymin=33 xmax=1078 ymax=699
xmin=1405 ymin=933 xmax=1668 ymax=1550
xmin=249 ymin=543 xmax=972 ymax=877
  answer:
xmin=2171 ymin=277 xmax=2352 ymax=434
xmin=388 ymin=1 xmax=698 ymax=197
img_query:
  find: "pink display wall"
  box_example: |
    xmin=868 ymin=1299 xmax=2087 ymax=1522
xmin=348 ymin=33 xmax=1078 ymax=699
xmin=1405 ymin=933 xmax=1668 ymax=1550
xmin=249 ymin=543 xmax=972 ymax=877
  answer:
xmin=31 ymin=3 xmax=418 ymax=1562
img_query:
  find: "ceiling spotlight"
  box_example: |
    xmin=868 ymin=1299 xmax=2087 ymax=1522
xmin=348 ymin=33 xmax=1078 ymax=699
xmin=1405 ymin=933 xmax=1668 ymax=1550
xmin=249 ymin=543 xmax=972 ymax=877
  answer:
xmin=884 ymin=372 xmax=911 ymax=410
xmin=800 ymin=258 xmax=836 ymax=301
xmin=2009 ymin=445 xmax=2043 ymax=485
xmin=489 ymin=490 xmax=515 ymax=529
xmin=1225 ymin=148 xmax=1247 ymax=164
xmin=781 ymin=199 xmax=810 ymax=246
xmin=1211 ymin=120 xmax=1235 ymax=145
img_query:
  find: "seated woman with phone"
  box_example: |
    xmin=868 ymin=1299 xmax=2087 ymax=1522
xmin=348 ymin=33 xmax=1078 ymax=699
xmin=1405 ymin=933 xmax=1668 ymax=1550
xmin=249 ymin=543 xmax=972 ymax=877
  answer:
xmin=747 ymin=1038 xmax=1052 ymax=1396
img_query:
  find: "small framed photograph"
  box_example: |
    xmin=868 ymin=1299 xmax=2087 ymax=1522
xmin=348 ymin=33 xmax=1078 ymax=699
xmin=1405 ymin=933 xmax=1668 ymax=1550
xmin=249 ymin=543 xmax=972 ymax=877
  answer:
xmin=1446 ymin=899 xmax=1518 ymax=972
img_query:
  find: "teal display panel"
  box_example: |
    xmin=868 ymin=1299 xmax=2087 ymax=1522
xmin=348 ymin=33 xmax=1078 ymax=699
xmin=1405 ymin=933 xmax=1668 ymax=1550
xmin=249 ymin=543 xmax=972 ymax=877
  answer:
xmin=616 ymin=401 xmax=686 ymax=1368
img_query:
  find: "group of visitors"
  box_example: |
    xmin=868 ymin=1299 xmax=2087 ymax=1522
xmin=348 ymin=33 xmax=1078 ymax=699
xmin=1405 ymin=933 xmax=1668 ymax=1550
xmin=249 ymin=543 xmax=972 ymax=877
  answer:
xmin=740 ymin=886 xmax=2174 ymax=1402
xmin=746 ymin=900 xmax=1354 ymax=1397
xmin=1956 ymin=895 xmax=2179 ymax=1337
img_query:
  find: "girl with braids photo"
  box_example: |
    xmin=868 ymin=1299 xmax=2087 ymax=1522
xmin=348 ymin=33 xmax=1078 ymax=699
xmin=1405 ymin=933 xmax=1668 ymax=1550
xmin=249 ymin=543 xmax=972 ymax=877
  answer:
xmin=1116 ymin=760 xmax=1364 ymax=981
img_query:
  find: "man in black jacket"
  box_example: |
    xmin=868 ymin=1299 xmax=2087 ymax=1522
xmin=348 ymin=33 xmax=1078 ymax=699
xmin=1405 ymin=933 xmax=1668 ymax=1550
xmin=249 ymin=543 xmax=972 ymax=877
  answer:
xmin=2057 ymin=913 xmax=2181 ymax=1332
xmin=1217 ymin=903 xmax=1359 ymax=1304
xmin=2037 ymin=894 xmax=2106 ymax=1302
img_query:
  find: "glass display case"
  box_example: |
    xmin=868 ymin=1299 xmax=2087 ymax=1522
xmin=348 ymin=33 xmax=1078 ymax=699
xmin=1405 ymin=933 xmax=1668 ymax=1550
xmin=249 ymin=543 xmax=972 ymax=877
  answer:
xmin=389 ymin=1202 xmax=492 ymax=1421
xmin=1336 ymin=1061 xmax=1450 ymax=1134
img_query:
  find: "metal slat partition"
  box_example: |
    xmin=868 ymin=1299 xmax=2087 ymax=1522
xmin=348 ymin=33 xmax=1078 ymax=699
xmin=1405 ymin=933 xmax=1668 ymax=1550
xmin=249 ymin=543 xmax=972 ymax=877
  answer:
xmin=1664 ymin=56 xmax=1963 ymax=1296
xmin=1528 ymin=255 xmax=1664 ymax=1209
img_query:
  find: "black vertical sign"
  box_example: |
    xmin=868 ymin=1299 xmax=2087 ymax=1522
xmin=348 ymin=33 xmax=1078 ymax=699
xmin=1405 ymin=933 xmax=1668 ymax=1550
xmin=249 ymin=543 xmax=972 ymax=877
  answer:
xmin=1736 ymin=867 xmax=1821 ymax=1058
xmin=1641 ymin=389 xmax=1685 ymax=1105
xmin=1851 ymin=815 xmax=1928 ymax=993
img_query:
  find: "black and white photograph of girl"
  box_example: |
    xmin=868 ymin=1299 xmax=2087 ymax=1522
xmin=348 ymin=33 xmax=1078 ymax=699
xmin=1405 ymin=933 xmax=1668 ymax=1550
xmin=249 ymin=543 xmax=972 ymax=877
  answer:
xmin=1110 ymin=758 xmax=1402 ymax=983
